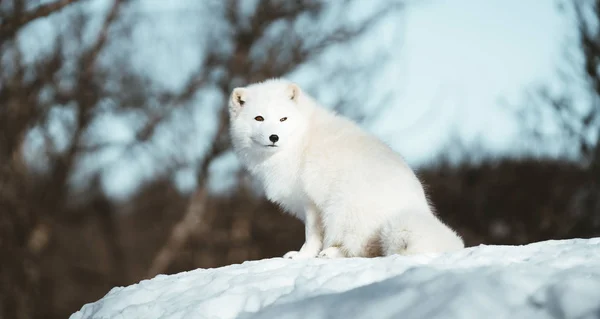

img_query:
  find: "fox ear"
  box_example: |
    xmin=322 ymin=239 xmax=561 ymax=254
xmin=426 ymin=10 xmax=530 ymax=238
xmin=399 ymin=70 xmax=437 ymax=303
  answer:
xmin=229 ymin=88 xmax=246 ymax=116
xmin=287 ymin=83 xmax=300 ymax=102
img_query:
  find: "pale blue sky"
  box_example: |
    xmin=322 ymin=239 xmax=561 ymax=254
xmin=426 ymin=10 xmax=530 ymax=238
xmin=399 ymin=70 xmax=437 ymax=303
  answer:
xmin=370 ymin=0 xmax=568 ymax=165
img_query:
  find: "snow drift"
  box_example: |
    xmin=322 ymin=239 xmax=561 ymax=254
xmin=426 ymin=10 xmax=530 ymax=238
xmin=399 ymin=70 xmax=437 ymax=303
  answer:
xmin=70 ymin=238 xmax=600 ymax=319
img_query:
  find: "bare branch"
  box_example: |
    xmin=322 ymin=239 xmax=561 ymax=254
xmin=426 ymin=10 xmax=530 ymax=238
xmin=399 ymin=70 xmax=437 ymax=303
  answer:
xmin=80 ymin=0 xmax=124 ymax=76
xmin=257 ymin=2 xmax=403 ymax=79
xmin=0 ymin=0 xmax=83 ymax=43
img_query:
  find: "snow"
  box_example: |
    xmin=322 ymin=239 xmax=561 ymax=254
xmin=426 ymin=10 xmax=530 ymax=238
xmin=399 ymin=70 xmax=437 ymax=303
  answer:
xmin=70 ymin=238 xmax=600 ymax=319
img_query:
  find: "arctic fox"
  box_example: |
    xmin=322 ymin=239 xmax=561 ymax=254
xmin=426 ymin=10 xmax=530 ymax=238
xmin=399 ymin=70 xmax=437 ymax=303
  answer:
xmin=228 ymin=78 xmax=464 ymax=259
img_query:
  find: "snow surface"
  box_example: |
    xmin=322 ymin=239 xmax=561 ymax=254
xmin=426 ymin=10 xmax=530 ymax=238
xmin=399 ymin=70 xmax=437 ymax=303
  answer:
xmin=71 ymin=238 xmax=600 ymax=319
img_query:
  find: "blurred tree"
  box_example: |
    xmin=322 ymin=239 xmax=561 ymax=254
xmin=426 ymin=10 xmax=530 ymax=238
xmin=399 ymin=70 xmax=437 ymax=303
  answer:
xmin=1 ymin=1 xmax=132 ymax=317
xmin=0 ymin=0 xmax=403 ymax=318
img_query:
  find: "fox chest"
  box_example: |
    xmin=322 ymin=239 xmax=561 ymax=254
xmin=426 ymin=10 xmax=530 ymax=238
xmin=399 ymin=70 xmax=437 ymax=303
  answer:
xmin=258 ymin=167 xmax=308 ymax=219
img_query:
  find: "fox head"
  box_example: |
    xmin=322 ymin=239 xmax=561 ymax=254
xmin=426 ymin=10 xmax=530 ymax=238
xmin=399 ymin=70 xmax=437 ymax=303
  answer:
xmin=228 ymin=79 xmax=308 ymax=154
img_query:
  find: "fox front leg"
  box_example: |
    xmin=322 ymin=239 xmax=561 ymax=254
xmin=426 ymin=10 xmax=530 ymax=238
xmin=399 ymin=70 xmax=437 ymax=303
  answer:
xmin=283 ymin=204 xmax=323 ymax=259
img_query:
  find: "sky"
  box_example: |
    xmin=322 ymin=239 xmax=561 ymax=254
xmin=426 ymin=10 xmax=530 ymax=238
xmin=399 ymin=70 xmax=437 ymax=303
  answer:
xmin=369 ymin=0 xmax=569 ymax=166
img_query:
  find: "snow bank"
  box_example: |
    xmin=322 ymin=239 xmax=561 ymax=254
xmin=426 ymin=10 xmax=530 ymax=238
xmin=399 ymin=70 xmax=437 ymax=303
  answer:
xmin=70 ymin=238 xmax=600 ymax=319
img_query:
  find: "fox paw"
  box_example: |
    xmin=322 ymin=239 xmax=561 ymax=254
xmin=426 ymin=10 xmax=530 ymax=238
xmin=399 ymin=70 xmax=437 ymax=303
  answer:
xmin=283 ymin=250 xmax=317 ymax=259
xmin=317 ymin=247 xmax=345 ymax=259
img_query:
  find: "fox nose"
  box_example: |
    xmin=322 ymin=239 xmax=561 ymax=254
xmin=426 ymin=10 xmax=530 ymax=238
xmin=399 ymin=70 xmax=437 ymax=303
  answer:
xmin=269 ymin=134 xmax=279 ymax=143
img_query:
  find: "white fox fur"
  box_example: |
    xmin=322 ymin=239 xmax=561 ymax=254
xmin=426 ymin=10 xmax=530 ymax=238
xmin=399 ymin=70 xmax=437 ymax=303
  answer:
xmin=228 ymin=78 xmax=464 ymax=259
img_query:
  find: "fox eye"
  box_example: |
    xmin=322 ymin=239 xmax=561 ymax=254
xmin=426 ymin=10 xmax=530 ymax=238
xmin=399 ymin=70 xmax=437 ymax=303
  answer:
xmin=254 ymin=116 xmax=264 ymax=122
xmin=280 ymin=117 xmax=287 ymax=122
